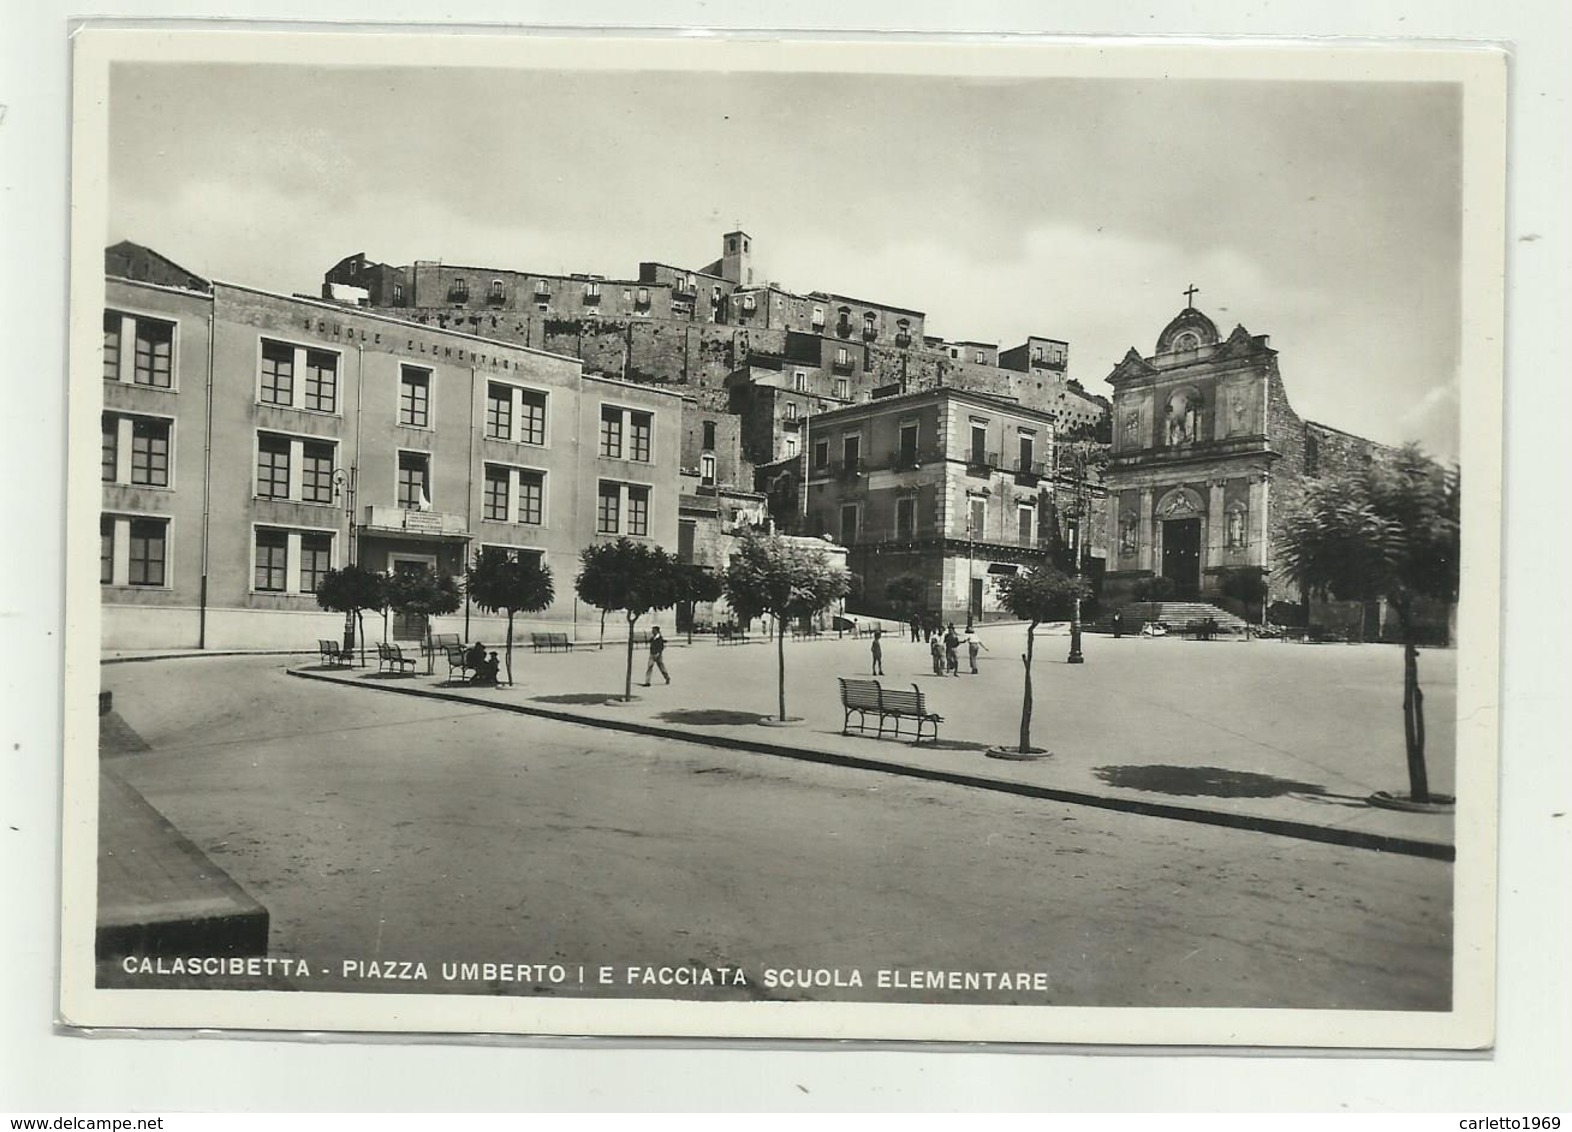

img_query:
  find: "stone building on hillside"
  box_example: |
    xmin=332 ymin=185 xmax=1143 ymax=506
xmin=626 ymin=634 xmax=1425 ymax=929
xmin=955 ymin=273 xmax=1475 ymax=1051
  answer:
xmin=1100 ymin=300 xmax=1401 ymax=623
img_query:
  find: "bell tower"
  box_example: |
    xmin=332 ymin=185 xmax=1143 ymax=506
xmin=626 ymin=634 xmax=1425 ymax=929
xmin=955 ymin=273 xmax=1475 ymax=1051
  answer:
xmin=720 ymin=229 xmax=753 ymax=285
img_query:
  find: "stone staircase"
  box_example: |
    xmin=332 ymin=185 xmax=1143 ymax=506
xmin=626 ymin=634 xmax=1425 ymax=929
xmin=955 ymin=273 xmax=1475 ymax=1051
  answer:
xmin=1111 ymin=600 xmax=1253 ymax=635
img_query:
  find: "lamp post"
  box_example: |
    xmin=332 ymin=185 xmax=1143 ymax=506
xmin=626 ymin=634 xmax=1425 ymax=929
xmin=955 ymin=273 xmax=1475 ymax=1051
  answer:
xmin=332 ymin=466 xmax=358 ymax=652
xmin=1066 ymin=507 xmax=1085 ymax=664
xmin=965 ymin=513 xmax=976 ymax=634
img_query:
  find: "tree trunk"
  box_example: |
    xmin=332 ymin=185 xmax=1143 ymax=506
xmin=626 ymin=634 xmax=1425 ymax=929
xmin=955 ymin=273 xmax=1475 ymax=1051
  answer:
xmin=1401 ymin=619 xmax=1431 ymax=802
xmin=776 ymin=615 xmax=787 ymax=721
xmin=503 ymin=612 xmax=514 ymax=686
xmin=599 ymin=609 xmax=607 ymax=651
xmin=356 ymin=610 xmax=366 ymax=668
xmin=624 ymin=614 xmax=638 ymax=701
xmin=1019 ymin=622 xmax=1036 ymax=754
xmin=343 ymin=610 xmax=355 ymax=656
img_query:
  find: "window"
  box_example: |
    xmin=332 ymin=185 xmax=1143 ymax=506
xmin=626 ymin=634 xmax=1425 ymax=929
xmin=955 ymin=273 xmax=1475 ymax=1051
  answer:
xmin=102 ymin=311 xmax=121 ymax=382
xmin=260 ymin=340 xmax=295 ymax=405
xmin=518 ymin=390 xmax=546 ymax=445
xmin=741 ymin=293 xmax=756 ymax=311
xmin=783 ymin=435 xmax=799 ymax=457
xmin=300 ymin=533 xmax=333 ymax=594
xmin=101 ymin=416 xmax=117 ymax=482
xmin=486 ymin=383 xmax=513 ymax=440
xmin=812 ymin=439 xmax=829 ymax=469
xmin=596 ymin=482 xmax=620 ymax=534
xmin=133 ymin=320 xmax=173 ymax=387
xmin=1017 ymin=504 xmax=1035 ymax=544
xmin=842 ymin=434 xmax=861 ymax=471
xmin=635 ymin=286 xmax=649 ymax=306
xmin=970 ymin=423 xmax=989 ymax=465
xmin=254 ymin=528 xmax=288 ymax=592
xmin=99 ymin=516 xmax=113 ymax=584
xmin=392 ymin=283 xmax=404 ymax=304
xmin=968 ymin=497 xmax=986 ymax=538
xmin=811 ymin=305 xmax=825 ymax=329
xmin=834 ymin=378 xmax=848 ymax=399
xmin=840 ymin=504 xmax=858 ymax=545
xmin=303 ymin=350 xmax=337 ymax=413
xmin=599 ymin=407 xmax=623 ymax=459
xmin=896 ymin=497 xmax=917 ymax=540
xmin=489 ymin=279 xmax=505 ymax=300
xmin=483 ymin=465 xmax=510 ymax=522
xmin=535 ymin=279 xmax=551 ymax=297
xmin=127 ymin=519 xmax=166 ymax=587
xmin=627 ymin=486 xmax=650 ymax=537
xmin=899 ymin=422 xmax=919 ymax=466
xmin=397 ymin=452 xmax=430 ymax=510
xmin=974 ymin=350 xmax=986 ymax=364
xmin=834 ymin=346 xmax=851 ymax=370
xmin=257 ymin=435 xmax=291 ymax=499
xmin=584 ymin=280 xmax=601 ymax=302
xmin=793 ymin=371 xmax=807 ymax=393
xmin=399 ymin=367 xmax=430 ymax=427
xmin=629 ymin=412 xmax=652 ymax=462
xmin=1032 ymin=344 xmax=1044 ymax=362
xmin=130 ymin=419 xmax=170 ymax=487
xmin=784 ymin=401 xmax=798 ymax=420
xmin=451 ymin=278 xmax=469 ymax=300
xmin=1018 ymin=432 xmax=1036 ymax=473
xmin=700 ymin=453 xmax=716 ymax=486
xmin=518 ymin=471 xmax=544 ymax=526
xmin=702 ymin=420 xmax=717 ymax=450
xmin=301 ymin=442 xmax=335 ymax=503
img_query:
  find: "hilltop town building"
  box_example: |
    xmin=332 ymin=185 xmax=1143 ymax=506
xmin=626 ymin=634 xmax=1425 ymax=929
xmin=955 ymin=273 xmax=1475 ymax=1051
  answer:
xmin=101 ymin=247 xmax=681 ymax=650
xmin=799 ymin=387 xmax=1091 ymax=626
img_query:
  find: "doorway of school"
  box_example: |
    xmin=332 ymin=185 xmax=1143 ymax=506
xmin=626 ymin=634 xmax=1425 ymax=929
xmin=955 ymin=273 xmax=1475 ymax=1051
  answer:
xmin=389 ymin=554 xmax=438 ymax=642
xmin=1161 ymin=518 xmax=1201 ymax=598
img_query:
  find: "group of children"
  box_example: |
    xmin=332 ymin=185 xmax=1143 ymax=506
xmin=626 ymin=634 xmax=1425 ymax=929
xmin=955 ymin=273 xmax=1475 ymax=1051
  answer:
xmin=868 ymin=623 xmax=987 ymax=678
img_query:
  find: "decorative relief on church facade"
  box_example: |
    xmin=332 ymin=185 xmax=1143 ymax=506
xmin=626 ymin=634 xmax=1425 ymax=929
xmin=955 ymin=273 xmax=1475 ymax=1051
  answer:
xmin=1156 ymin=485 xmax=1204 ymax=518
xmin=1118 ymin=511 xmax=1138 ymax=558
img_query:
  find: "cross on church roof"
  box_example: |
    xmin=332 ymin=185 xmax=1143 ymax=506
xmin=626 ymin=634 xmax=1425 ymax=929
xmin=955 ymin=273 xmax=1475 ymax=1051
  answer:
xmin=1184 ymin=283 xmax=1200 ymax=309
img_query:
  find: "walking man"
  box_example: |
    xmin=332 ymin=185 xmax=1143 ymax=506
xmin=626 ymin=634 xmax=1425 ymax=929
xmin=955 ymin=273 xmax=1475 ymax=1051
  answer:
xmin=642 ymin=625 xmax=671 ymax=686
xmin=1112 ymin=610 xmax=1124 ymax=640
xmin=965 ymin=630 xmax=988 ymax=674
xmin=944 ymin=623 xmax=961 ymax=677
xmin=870 ymin=628 xmax=884 ymax=676
xmin=929 ymin=632 xmax=944 ymax=676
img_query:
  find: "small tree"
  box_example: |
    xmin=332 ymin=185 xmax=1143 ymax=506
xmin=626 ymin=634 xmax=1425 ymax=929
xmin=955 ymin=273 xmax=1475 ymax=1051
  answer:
xmin=385 ymin=567 xmax=462 ymax=673
xmin=575 ymin=538 xmax=682 ymax=701
xmin=465 ymin=548 xmax=555 ymax=685
xmin=673 ymin=563 xmax=723 ymax=645
xmin=884 ymin=573 xmax=927 ymax=626
xmin=315 ymin=565 xmax=387 ymax=667
xmin=1277 ymin=444 xmax=1460 ymax=803
xmin=995 ymin=564 xmax=1089 ymax=754
xmin=724 ymin=534 xmax=851 ymax=722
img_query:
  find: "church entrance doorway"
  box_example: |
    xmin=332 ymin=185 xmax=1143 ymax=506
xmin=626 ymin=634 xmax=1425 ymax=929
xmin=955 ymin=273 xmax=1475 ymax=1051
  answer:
xmin=1161 ymin=518 xmax=1201 ymax=598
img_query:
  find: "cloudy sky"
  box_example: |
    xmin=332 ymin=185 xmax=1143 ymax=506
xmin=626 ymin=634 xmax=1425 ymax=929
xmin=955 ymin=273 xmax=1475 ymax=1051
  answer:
xmin=108 ymin=62 xmax=1463 ymax=458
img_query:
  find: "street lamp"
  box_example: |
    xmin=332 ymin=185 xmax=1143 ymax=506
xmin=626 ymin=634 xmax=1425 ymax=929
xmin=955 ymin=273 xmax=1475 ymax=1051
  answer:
xmin=332 ymin=466 xmax=359 ymax=653
xmin=965 ymin=513 xmax=976 ymax=634
xmin=1066 ymin=507 xmax=1085 ymax=664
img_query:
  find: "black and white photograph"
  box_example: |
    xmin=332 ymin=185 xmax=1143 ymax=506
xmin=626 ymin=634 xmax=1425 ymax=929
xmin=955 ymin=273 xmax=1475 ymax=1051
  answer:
xmin=58 ymin=28 xmax=1504 ymax=1047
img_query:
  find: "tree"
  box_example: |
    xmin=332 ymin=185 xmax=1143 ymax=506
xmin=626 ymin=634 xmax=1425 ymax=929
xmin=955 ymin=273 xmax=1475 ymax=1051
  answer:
xmin=724 ymin=534 xmax=851 ymax=722
xmin=385 ymin=567 xmax=462 ymax=673
xmin=994 ymin=564 xmax=1090 ymax=755
xmin=884 ymin=573 xmax=927 ymax=625
xmin=465 ymin=548 xmax=555 ymax=685
xmin=1277 ymin=444 xmax=1460 ymax=803
xmin=672 ymin=563 xmax=723 ymax=646
xmin=315 ymin=565 xmax=387 ymax=667
xmin=575 ymin=539 xmax=682 ymax=700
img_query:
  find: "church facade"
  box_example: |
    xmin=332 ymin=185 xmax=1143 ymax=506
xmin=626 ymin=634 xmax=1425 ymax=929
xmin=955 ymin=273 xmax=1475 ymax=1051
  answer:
xmin=1101 ymin=301 xmax=1395 ymax=615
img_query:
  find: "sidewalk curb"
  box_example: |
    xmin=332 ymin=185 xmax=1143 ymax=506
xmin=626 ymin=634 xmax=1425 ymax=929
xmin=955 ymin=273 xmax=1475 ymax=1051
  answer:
xmin=287 ymin=667 xmax=1454 ymax=863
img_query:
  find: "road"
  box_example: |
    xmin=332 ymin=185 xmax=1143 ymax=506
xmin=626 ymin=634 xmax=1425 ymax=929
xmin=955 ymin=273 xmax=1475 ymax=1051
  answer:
xmin=97 ymin=656 xmax=1453 ymax=1009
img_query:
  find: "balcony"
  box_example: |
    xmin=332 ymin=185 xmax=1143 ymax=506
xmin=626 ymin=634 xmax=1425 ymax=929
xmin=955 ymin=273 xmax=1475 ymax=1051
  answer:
xmin=363 ymin=504 xmax=469 ymax=541
xmin=966 ymin=449 xmax=999 ymax=474
xmin=486 ymin=290 xmax=507 ymax=306
xmin=1012 ymin=459 xmax=1050 ymax=485
xmin=582 ymin=290 xmax=602 ymax=306
xmin=862 ymin=325 xmax=878 ymax=342
xmin=831 ymin=356 xmax=855 ymax=374
xmin=447 ymin=286 xmax=470 ymax=303
xmin=830 ymin=458 xmax=863 ymax=482
xmin=533 ymin=286 xmax=552 ymax=301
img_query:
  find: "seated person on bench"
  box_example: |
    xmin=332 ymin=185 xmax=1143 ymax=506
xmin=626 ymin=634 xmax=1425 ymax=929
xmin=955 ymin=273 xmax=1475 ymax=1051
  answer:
xmin=471 ymin=650 xmax=500 ymax=686
xmin=464 ymin=640 xmax=486 ymax=675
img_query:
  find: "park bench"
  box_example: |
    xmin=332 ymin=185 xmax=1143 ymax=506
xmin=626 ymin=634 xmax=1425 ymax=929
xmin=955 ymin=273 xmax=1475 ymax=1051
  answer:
xmin=529 ymin=632 xmax=574 ymax=653
xmin=715 ymin=623 xmax=748 ymax=645
xmin=1184 ymin=618 xmax=1219 ymax=641
xmin=629 ymin=629 xmax=651 ymax=648
xmin=444 ymin=645 xmax=476 ymax=684
xmin=1278 ymin=625 xmax=1309 ymax=643
xmin=377 ymin=642 xmax=417 ymax=675
xmin=317 ymin=639 xmax=350 ymax=668
xmin=838 ymin=677 xmax=944 ymax=744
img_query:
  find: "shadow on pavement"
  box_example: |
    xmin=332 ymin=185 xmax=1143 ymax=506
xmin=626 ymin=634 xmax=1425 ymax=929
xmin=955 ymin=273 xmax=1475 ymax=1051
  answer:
xmin=656 ymin=708 xmax=769 ymax=726
xmin=1094 ymin=764 xmax=1332 ymax=799
xmin=917 ymin=738 xmax=994 ymax=753
xmin=532 ymin=692 xmax=624 ymax=705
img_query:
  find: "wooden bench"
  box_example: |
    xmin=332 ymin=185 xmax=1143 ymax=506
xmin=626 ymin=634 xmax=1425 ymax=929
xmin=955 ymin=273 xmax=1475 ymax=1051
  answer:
xmin=529 ymin=632 xmax=574 ymax=653
xmin=317 ymin=639 xmax=350 ymax=668
xmin=444 ymin=645 xmax=476 ymax=684
xmin=715 ymin=624 xmax=748 ymax=645
xmin=377 ymin=642 xmax=417 ymax=675
xmin=838 ymin=678 xmax=944 ymax=744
